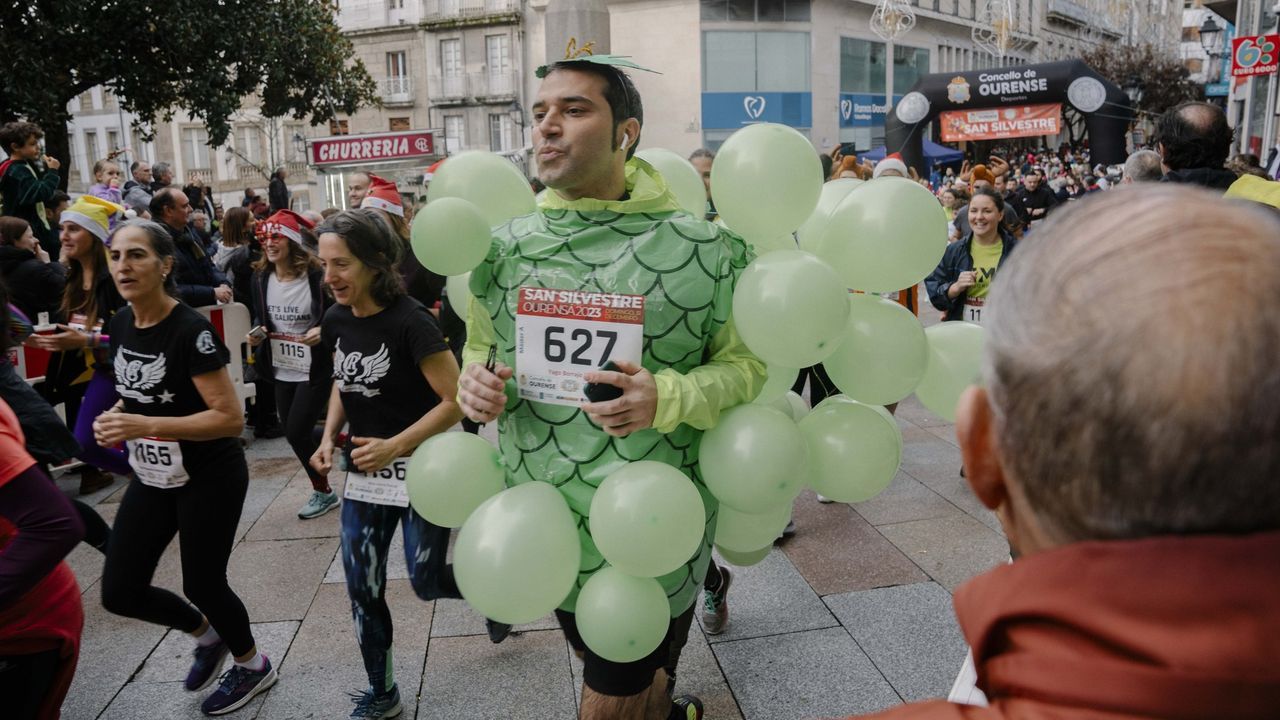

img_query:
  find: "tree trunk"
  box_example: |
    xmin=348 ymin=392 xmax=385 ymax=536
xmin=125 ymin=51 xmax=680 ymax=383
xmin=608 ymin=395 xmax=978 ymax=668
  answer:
xmin=42 ymin=114 xmax=71 ymax=192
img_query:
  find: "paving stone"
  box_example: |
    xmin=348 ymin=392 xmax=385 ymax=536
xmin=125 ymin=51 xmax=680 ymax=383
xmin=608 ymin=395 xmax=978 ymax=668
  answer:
xmin=825 ymin=582 xmax=967 ymax=702
xmin=419 ymin=629 xmax=577 ymax=719
xmin=257 ymin=581 xmax=434 ymax=719
xmin=781 ymin=492 xmax=929 ymax=596
xmin=878 ymin=515 xmax=1009 ymax=592
xmin=227 ymin=538 xmax=335 ymax=622
xmin=713 ymin=627 xmax=901 ymax=719
xmin=851 ymin=470 xmax=961 ymax=527
xmin=62 ymin=581 xmax=169 ymax=720
xmin=923 ymin=423 xmax=959 ymax=447
xmin=429 ymin=598 xmax=559 ymax=638
xmin=245 ymin=471 xmax=343 ymax=541
xmin=238 ymin=462 xmax=296 ymax=526
xmin=908 ymin=470 xmax=1002 ymax=534
xmin=698 ymin=544 xmax=837 ymax=643
xmin=894 ymin=395 xmax=952 ymax=428
xmin=901 ymin=436 xmax=963 ymax=478
xmin=671 ymin=623 xmax=743 ymax=719
xmin=99 ymin=680 xmax=230 ymax=720
xmin=133 ymin=620 xmax=299 ymax=684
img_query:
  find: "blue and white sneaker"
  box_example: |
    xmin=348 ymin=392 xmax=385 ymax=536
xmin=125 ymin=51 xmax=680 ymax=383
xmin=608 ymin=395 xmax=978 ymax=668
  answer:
xmin=298 ymin=490 xmax=340 ymax=519
xmin=185 ymin=640 xmax=229 ymax=692
xmin=200 ymin=657 xmax=278 ymax=715
xmin=349 ymin=686 xmax=403 ymax=718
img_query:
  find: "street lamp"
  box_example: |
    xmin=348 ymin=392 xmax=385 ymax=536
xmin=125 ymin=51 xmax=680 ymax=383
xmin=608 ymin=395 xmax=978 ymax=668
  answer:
xmin=1122 ymin=76 xmax=1145 ymax=107
xmin=1199 ymin=16 xmax=1223 ymax=57
xmin=870 ymin=0 xmax=915 ymax=112
xmin=509 ymin=100 xmax=526 ymax=128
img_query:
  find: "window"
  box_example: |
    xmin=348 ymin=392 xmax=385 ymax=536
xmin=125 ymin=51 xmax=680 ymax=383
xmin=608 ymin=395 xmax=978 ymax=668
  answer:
xmin=488 ymin=113 xmax=513 ymax=151
xmin=107 ymin=130 xmax=120 ymax=157
xmin=839 ymin=37 xmax=930 ymax=95
xmin=700 ymin=0 xmax=809 ymax=22
xmin=390 ymin=117 xmax=411 ymax=131
xmin=387 ymin=51 xmax=408 ymax=80
xmin=486 ymin=35 xmax=511 ymax=75
xmin=182 ymin=127 xmax=210 ymax=169
xmin=329 ymin=119 xmax=350 ymax=135
xmin=285 ymin=123 xmax=305 ymax=162
xmin=131 ymin=128 xmax=150 ymax=163
xmin=441 ymin=39 xmax=462 ymax=77
xmin=444 ymin=115 xmax=466 ymax=154
xmin=236 ymin=125 xmax=261 ymax=164
xmin=703 ymin=31 xmax=810 ymax=92
xmin=84 ymin=131 xmax=100 ymax=165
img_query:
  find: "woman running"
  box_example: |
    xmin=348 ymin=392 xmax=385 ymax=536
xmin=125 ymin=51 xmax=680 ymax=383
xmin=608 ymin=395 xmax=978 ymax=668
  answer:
xmin=94 ymin=219 xmax=275 ymax=715
xmin=29 ymin=196 xmax=132 ymax=494
xmin=246 ymin=210 xmax=337 ymax=519
xmin=309 ymin=209 xmax=463 ymax=719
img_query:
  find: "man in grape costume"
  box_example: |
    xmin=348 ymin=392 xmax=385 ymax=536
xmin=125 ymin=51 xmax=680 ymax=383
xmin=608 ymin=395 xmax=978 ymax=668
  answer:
xmin=458 ymin=54 xmax=764 ymax=719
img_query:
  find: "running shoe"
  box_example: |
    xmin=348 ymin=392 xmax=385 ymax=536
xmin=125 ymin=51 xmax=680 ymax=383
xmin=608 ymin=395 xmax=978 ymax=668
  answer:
xmin=200 ymin=658 xmax=277 ymax=716
xmin=184 ymin=639 xmax=230 ymax=692
xmin=349 ymin=686 xmax=403 ymax=718
xmin=701 ymin=565 xmax=732 ymax=635
xmin=672 ymin=694 xmax=705 ymax=720
xmin=298 ymin=490 xmax=340 ymax=519
xmin=816 ymin=494 xmax=834 ymax=504
xmin=776 ymin=518 xmax=797 ymax=541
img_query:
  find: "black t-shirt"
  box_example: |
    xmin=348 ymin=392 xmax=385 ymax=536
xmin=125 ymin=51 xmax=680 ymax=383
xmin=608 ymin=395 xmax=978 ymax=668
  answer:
xmin=108 ymin=302 xmax=241 ymax=467
xmin=321 ymin=295 xmax=449 ymax=439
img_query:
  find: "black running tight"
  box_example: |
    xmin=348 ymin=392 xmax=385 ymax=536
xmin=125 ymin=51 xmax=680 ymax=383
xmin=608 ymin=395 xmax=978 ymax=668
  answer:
xmin=100 ymin=460 xmax=255 ymax=656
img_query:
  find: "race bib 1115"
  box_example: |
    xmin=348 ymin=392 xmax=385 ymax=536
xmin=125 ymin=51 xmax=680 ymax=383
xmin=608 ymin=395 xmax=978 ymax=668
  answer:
xmin=514 ymin=287 xmax=645 ymax=407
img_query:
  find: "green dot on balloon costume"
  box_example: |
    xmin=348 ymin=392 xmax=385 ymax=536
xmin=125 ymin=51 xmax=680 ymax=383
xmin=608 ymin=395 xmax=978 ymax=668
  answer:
xmin=589 ymin=462 xmax=707 ymax=578
xmin=453 ymin=482 xmax=581 ymax=625
xmin=915 ymin=321 xmax=986 ymax=422
xmin=798 ymin=396 xmax=902 ymax=503
xmin=699 ymin=404 xmax=807 ymax=514
xmin=425 ymin=150 xmax=536 ymax=227
xmin=732 ymin=250 xmax=850 ymax=368
xmin=410 ymin=197 xmax=491 ymax=276
xmin=812 ymin=176 xmax=947 ymax=294
xmin=824 ymin=293 xmax=929 ymax=406
xmin=406 ymin=432 xmax=506 ymax=528
xmin=574 ymin=568 xmax=669 ymax=663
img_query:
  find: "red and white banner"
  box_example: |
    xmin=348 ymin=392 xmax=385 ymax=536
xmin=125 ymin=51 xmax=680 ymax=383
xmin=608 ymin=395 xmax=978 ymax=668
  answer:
xmin=308 ymin=130 xmax=439 ymax=167
xmin=940 ymin=103 xmax=1062 ymax=142
xmin=1231 ymin=34 xmax=1279 ymax=78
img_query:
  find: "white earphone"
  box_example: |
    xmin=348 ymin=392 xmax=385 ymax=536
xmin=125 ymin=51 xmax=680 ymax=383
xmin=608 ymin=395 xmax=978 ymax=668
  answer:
xmin=621 ymin=132 xmax=631 ymax=149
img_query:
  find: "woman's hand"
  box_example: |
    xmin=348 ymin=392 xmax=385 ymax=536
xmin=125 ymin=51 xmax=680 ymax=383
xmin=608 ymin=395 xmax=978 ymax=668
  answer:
xmin=311 ymin=439 xmax=334 ymax=475
xmin=31 ymin=325 xmax=89 ymax=351
xmin=246 ymin=329 xmax=264 ymax=348
xmin=301 ymin=327 xmax=322 ymax=347
xmin=947 ymin=271 xmax=977 ymax=299
xmin=94 ymin=411 xmax=152 ymax=447
xmin=349 ymin=436 xmax=402 ymax=473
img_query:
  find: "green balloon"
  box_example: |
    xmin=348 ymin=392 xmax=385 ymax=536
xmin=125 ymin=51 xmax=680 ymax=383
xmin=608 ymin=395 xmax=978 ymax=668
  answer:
xmin=797 ymin=179 xmax=863 ymax=252
xmin=716 ymin=544 xmax=771 ymax=567
xmin=715 ymin=502 xmax=792 ymax=553
xmin=445 ymin=271 xmax=473 ymax=319
xmin=589 ymin=461 xmax=707 ymax=578
xmin=812 ymin=176 xmax=947 ymax=293
xmin=732 ymin=250 xmax=850 ymax=368
xmin=454 ymin=482 xmax=581 ymax=624
xmin=752 ymin=365 xmax=798 ymax=404
xmin=824 ymin=293 xmax=928 ymax=406
xmin=785 ymin=391 xmax=811 ymax=422
xmin=699 ymin=404 xmax=807 ymax=513
xmin=574 ymin=567 xmax=670 ymax=662
xmin=410 ymin=197 xmax=491 ymax=276
xmin=635 ymin=149 xmax=706 ymax=217
xmin=711 ymin=123 xmax=822 ymax=243
xmin=798 ymin=398 xmax=901 ymax=503
xmin=915 ymin=321 xmax=985 ymax=422
xmin=425 ymin=151 xmax=536 ymax=228
xmin=406 ymin=432 xmax=506 ymax=528
xmin=749 ymin=234 xmax=798 ymax=256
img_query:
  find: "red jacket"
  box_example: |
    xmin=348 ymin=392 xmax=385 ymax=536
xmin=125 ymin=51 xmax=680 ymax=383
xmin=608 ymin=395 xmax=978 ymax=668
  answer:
xmin=859 ymin=531 xmax=1280 ymax=720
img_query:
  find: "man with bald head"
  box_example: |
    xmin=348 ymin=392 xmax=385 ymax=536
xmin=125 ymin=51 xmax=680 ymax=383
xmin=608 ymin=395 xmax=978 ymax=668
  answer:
xmin=346 ymin=172 xmax=370 ymax=209
xmin=856 ymin=185 xmax=1280 ymax=719
xmin=1155 ymin=101 xmax=1236 ymax=189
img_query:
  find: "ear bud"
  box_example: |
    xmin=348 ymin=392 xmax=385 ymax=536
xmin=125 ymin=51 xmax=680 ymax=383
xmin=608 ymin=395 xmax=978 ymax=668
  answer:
xmin=621 ymin=132 xmax=631 ymax=149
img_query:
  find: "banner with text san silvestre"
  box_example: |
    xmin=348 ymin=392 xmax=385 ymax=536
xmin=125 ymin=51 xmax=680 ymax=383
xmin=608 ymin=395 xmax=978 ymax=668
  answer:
xmin=939 ymin=103 xmax=1062 ymax=142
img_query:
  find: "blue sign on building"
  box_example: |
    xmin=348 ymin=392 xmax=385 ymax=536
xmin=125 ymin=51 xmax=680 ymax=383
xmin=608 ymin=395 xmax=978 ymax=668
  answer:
xmin=1206 ymin=20 xmax=1236 ymax=98
xmin=701 ymin=92 xmax=813 ymax=130
xmin=837 ymin=93 xmax=903 ymax=128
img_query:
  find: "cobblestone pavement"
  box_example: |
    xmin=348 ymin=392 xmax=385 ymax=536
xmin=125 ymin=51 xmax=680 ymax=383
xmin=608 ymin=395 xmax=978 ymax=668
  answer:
xmin=59 ymin=356 xmax=1010 ymax=719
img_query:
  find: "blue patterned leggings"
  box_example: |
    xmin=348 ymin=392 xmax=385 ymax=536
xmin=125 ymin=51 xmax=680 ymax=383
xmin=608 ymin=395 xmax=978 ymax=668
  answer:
xmin=340 ymin=497 xmax=458 ymax=694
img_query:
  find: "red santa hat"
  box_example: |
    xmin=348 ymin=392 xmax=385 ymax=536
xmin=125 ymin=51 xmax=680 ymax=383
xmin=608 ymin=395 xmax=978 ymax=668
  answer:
xmin=872 ymin=152 xmax=909 ymax=179
xmin=257 ymin=209 xmax=314 ymax=245
xmin=360 ymin=174 xmax=404 ymax=217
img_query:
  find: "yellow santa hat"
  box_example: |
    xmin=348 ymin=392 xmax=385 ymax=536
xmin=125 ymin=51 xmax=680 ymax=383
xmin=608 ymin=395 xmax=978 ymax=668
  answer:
xmin=60 ymin=195 xmax=123 ymax=242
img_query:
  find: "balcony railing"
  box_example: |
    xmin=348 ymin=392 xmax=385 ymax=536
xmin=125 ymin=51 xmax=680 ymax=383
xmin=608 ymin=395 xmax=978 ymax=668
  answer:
xmin=381 ymin=76 xmax=414 ymax=104
xmin=423 ymin=0 xmax=520 ymax=23
xmin=188 ymin=168 xmax=213 ymax=185
xmin=429 ymin=74 xmax=470 ymax=102
xmin=237 ymin=164 xmax=262 ymax=180
xmin=473 ymin=71 xmax=518 ymax=99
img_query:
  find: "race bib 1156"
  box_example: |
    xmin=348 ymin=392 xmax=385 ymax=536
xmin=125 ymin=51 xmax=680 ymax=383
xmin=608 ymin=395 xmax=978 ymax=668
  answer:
xmin=344 ymin=457 xmax=411 ymax=507
xmin=514 ymin=287 xmax=645 ymax=407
